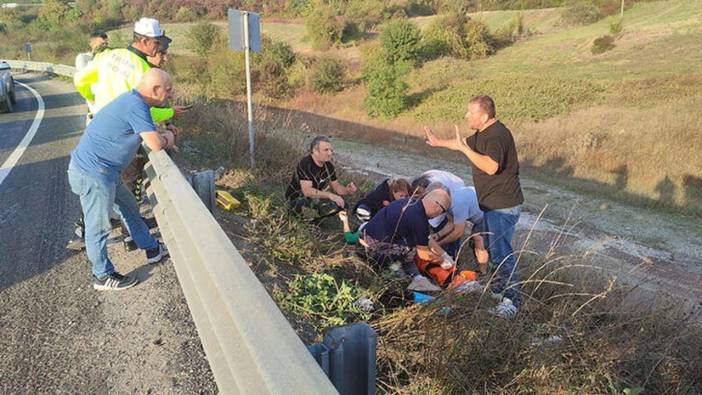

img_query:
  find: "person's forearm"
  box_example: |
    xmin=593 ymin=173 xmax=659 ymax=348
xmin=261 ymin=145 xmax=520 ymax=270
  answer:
xmin=459 ymin=146 xmax=498 ymax=175
xmin=438 ymin=226 xmax=463 ymax=245
xmin=427 ymin=238 xmax=447 ymax=262
xmin=303 ymin=187 xmax=336 ymax=200
xmin=434 ymin=222 xmax=455 ymax=243
xmin=332 ymin=183 xmax=350 ymax=196
xmin=472 ymin=234 xmax=485 ymax=250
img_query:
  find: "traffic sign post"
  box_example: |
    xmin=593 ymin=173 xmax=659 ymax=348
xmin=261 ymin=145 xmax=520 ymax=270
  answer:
xmin=228 ymin=9 xmax=261 ymax=169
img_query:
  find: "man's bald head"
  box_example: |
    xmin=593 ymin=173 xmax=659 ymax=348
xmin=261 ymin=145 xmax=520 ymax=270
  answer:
xmin=137 ymin=68 xmax=172 ymax=107
xmin=422 ymin=188 xmax=451 ymax=219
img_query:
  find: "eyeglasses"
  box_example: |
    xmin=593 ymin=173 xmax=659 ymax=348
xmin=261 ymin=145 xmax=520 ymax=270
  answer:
xmin=434 ymin=200 xmax=448 ymax=214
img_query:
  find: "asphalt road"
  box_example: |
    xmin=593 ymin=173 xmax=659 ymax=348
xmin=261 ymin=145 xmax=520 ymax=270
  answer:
xmin=0 ymin=74 xmax=216 ymax=393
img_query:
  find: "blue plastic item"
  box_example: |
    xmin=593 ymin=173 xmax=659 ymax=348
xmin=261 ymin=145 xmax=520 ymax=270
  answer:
xmin=413 ymin=291 xmax=435 ymax=304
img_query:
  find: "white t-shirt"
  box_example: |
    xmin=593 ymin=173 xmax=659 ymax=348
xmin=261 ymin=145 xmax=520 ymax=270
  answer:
xmin=423 ymin=170 xmax=464 ymax=193
xmin=447 ymin=186 xmax=484 ymax=231
xmin=425 ymin=170 xmax=465 ymax=227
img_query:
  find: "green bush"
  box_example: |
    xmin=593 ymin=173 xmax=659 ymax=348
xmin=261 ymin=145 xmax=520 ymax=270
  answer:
xmin=305 ymin=2 xmax=345 ymax=50
xmin=257 ymin=40 xmax=297 ymax=99
xmin=175 ymin=6 xmax=198 ymax=22
xmin=423 ymin=13 xmax=496 ymax=60
xmin=287 ymin=0 xmax=312 ymax=16
xmin=379 ymin=18 xmax=423 ymax=65
xmin=187 ymin=22 xmax=223 ymax=58
xmin=405 ymin=0 xmax=438 ymax=16
xmin=345 ymin=0 xmax=390 ymax=31
xmin=465 ymin=19 xmax=494 ymax=59
xmin=311 ymin=55 xmax=346 ymax=93
xmin=207 ymin=50 xmax=246 ymax=98
xmin=362 ymin=47 xmax=411 ymax=118
xmin=562 ymin=1 xmax=602 ymax=25
xmin=591 ymin=34 xmax=615 ymax=54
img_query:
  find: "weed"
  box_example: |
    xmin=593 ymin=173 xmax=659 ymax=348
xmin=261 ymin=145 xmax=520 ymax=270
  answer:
xmin=275 ymin=272 xmax=372 ymax=328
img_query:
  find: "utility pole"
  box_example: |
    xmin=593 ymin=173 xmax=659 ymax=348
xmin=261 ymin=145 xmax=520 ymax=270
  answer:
xmin=620 ymin=0 xmax=625 ymax=19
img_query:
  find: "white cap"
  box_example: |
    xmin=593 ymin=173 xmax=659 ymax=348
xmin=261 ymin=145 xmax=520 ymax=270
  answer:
xmin=134 ymin=17 xmax=163 ymax=38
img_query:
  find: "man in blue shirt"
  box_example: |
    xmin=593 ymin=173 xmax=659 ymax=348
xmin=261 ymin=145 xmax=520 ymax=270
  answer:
xmin=68 ymin=68 xmax=177 ymax=291
xmin=360 ymin=188 xmax=453 ymax=289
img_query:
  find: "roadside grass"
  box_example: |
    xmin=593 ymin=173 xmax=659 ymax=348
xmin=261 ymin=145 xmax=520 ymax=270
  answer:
xmin=265 ymin=0 xmax=702 ymax=216
xmin=176 ymin=100 xmax=702 ymax=393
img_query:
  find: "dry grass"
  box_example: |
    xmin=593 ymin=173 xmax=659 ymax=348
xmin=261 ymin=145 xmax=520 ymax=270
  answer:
xmin=177 ymin=99 xmax=702 ymax=394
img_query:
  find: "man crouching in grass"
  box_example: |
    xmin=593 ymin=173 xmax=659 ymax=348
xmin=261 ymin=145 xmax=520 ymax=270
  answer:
xmin=285 ymin=135 xmax=357 ymax=220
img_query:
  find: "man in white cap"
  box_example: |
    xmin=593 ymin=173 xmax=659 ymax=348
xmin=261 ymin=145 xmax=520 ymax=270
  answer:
xmin=74 ymin=17 xmax=175 ymax=119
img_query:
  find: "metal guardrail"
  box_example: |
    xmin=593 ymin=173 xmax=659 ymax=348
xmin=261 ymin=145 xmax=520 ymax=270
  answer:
xmin=7 ymin=59 xmax=339 ymax=394
xmin=5 ymin=60 xmax=76 ymax=77
xmin=144 ymin=150 xmax=337 ymax=394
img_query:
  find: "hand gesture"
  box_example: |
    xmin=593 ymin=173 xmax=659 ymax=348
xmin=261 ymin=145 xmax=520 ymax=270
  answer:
xmin=424 ymin=126 xmax=440 ymax=147
xmin=454 ymin=124 xmax=469 ymax=152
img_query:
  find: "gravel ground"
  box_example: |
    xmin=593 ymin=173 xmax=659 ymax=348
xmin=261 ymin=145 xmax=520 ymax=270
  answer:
xmin=0 ymin=74 xmax=217 ymax=394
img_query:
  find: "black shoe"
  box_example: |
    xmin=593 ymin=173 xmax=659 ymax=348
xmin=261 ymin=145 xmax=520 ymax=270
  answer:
xmin=93 ymin=272 xmax=138 ymax=291
xmin=123 ymin=236 xmax=137 ymax=251
xmin=146 ymin=243 xmax=169 ymax=264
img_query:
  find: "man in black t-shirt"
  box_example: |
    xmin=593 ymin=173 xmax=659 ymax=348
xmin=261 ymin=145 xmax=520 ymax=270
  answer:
xmin=286 ymin=135 xmax=357 ymax=219
xmin=424 ymin=95 xmax=523 ymax=317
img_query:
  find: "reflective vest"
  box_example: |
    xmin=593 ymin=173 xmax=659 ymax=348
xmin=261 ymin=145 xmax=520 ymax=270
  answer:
xmin=74 ymin=47 xmax=173 ymax=123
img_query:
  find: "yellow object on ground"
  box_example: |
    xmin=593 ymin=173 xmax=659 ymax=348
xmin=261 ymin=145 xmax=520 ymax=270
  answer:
xmin=216 ymin=190 xmax=240 ymax=211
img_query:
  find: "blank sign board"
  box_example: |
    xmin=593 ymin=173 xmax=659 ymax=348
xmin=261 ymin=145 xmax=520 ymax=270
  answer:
xmin=228 ymin=9 xmax=261 ymax=53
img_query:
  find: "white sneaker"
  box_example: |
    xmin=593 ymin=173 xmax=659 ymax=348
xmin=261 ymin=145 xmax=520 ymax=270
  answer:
xmin=407 ymin=275 xmax=442 ymax=292
xmin=489 ymin=297 xmax=518 ymax=318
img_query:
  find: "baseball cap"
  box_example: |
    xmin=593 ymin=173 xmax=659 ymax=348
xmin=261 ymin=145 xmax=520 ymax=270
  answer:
xmin=134 ymin=17 xmax=164 ymax=38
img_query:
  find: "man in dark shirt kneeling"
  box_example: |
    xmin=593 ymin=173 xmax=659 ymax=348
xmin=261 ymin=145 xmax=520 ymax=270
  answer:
xmin=286 ymin=135 xmax=357 ymax=220
xmin=360 ymin=188 xmax=454 ymax=290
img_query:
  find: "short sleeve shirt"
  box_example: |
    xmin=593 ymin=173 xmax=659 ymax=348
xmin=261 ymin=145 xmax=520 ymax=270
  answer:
xmin=465 ymin=121 xmax=524 ymax=210
xmin=362 ymin=197 xmax=430 ymax=248
xmin=424 ymin=170 xmax=466 ymax=227
xmin=285 ymin=155 xmax=338 ymax=201
xmin=70 ymin=90 xmax=155 ymax=183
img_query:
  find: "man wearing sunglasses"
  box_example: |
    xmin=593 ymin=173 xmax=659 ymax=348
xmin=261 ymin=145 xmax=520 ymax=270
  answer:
xmin=359 ymin=187 xmax=453 ymax=290
xmin=424 ymin=95 xmax=524 ymax=318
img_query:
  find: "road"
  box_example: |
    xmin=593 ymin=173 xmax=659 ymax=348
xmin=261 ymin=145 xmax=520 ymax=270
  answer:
xmin=0 ymin=74 xmax=216 ymax=393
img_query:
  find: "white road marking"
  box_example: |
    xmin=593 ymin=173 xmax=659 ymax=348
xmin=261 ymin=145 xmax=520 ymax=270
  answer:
xmin=0 ymin=82 xmax=45 ymax=187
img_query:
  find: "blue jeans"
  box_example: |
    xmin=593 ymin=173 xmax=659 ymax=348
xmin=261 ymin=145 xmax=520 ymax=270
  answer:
xmin=68 ymin=162 xmax=157 ymax=278
xmin=485 ymin=205 xmax=521 ymax=306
